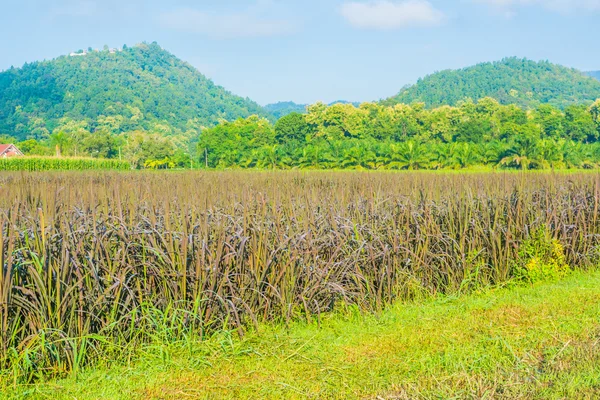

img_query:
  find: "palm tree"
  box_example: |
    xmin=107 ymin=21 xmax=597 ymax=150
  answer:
xmin=500 ymin=135 xmax=540 ymax=170
xmin=338 ymin=141 xmax=377 ymax=169
xmin=389 ymin=141 xmax=431 ymax=170
xmin=560 ymin=141 xmax=589 ymax=169
xmin=536 ymin=139 xmax=564 ymax=169
xmin=431 ymin=143 xmax=454 ymax=170
xmin=49 ymin=131 xmax=71 ymax=157
xmin=218 ymin=149 xmax=240 ymax=169
xmin=451 ymin=143 xmax=480 ymax=169
xmin=341 ymin=146 xmax=362 ymax=169
xmin=326 ymin=140 xmax=346 ymax=169
xmin=480 ymin=141 xmax=505 ymax=167
xmin=298 ymin=145 xmax=323 ymax=169
xmin=255 ymin=145 xmax=282 ymax=169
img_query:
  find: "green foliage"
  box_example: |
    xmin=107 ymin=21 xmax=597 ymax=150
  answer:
xmin=3 ymin=128 xmax=197 ymax=170
xmin=274 ymin=112 xmax=310 ymax=148
xmin=264 ymin=102 xmax=307 ymax=119
xmin=0 ymin=42 xmax=272 ymax=142
xmin=384 ymin=58 xmax=600 ymax=109
xmin=265 ymin=101 xmax=361 ymax=119
xmin=198 ymin=116 xmax=276 ymax=168
xmin=123 ymin=131 xmax=176 ymax=169
xmin=199 ymin=98 xmax=600 ymax=170
xmin=0 ymin=156 xmax=130 ymax=171
xmin=514 ymin=227 xmax=571 ymax=283
xmin=1 ymin=48 xmax=599 ymax=172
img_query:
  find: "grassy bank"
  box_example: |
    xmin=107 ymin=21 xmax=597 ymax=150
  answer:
xmin=4 ymin=271 xmax=599 ymax=399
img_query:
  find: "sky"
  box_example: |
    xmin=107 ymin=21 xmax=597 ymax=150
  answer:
xmin=1 ymin=0 xmax=599 ymax=105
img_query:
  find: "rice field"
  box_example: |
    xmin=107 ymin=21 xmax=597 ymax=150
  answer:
xmin=1 ymin=170 xmax=600 ymax=383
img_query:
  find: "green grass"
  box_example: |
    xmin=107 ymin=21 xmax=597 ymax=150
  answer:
xmin=0 ymin=156 xmax=130 ymax=171
xmin=3 ymin=272 xmax=599 ymax=399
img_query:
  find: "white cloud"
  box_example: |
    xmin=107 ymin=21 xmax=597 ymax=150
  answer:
xmin=340 ymin=0 xmax=445 ymax=30
xmin=475 ymin=0 xmax=600 ymax=14
xmin=158 ymin=8 xmax=294 ymax=39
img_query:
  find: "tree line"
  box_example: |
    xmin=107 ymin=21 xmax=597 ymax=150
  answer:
xmin=0 ymin=118 xmax=195 ymax=169
xmin=2 ymin=97 xmax=600 ymax=170
xmin=199 ymin=98 xmax=600 ymax=170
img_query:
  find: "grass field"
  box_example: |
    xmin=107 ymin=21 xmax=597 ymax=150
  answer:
xmin=4 ymin=271 xmax=599 ymax=399
xmin=1 ymin=170 xmax=600 ymax=397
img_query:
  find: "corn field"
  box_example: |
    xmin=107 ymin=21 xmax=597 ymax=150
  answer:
xmin=0 ymin=157 xmax=130 ymax=171
xmin=1 ymin=171 xmax=600 ymax=382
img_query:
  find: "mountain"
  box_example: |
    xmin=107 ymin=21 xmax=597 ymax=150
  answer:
xmin=383 ymin=58 xmax=600 ymax=109
xmin=0 ymin=43 xmax=272 ymax=140
xmin=265 ymin=100 xmax=362 ymax=119
xmin=586 ymin=71 xmax=600 ymax=81
xmin=264 ymin=102 xmax=307 ymax=119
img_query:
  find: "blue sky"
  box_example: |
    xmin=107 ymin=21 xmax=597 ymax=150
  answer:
xmin=1 ymin=0 xmax=599 ymax=105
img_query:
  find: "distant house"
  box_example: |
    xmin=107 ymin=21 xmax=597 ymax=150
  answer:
xmin=0 ymin=144 xmax=24 ymax=158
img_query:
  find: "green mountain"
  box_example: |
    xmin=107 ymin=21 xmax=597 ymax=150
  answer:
xmin=265 ymin=100 xmax=362 ymax=119
xmin=587 ymin=71 xmax=600 ymax=81
xmin=0 ymin=43 xmax=271 ymax=140
xmin=384 ymin=58 xmax=600 ymax=109
xmin=264 ymin=102 xmax=307 ymax=119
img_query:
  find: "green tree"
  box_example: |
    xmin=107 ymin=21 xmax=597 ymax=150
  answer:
xmin=389 ymin=142 xmax=431 ymax=170
xmin=500 ymin=134 xmax=540 ymax=170
xmin=274 ymin=112 xmax=311 ymax=150
xmin=82 ymin=131 xmax=123 ymax=159
xmin=564 ymin=105 xmax=598 ymax=143
xmin=49 ymin=131 xmax=71 ymax=157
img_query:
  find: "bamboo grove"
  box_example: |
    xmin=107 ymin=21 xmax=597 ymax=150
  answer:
xmin=2 ymin=171 xmax=600 ymax=382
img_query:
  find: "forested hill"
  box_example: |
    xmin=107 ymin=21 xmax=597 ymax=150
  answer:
xmin=265 ymin=100 xmax=362 ymax=119
xmin=264 ymin=102 xmax=307 ymax=119
xmin=383 ymin=58 xmax=600 ymax=109
xmin=587 ymin=71 xmax=600 ymax=81
xmin=0 ymin=43 xmax=271 ymax=140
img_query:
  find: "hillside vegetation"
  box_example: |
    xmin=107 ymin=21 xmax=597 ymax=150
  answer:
xmin=0 ymin=42 xmax=270 ymax=141
xmin=384 ymin=58 xmax=600 ymax=109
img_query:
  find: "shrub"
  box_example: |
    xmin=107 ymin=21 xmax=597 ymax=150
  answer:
xmin=514 ymin=227 xmax=571 ymax=283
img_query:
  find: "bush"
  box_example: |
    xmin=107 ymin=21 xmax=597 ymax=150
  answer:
xmin=514 ymin=227 xmax=571 ymax=283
